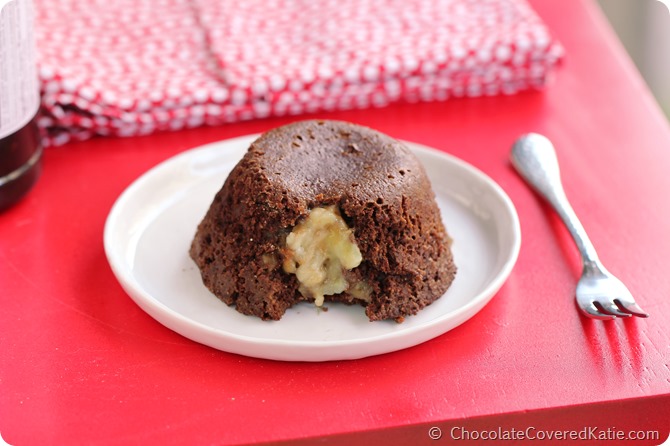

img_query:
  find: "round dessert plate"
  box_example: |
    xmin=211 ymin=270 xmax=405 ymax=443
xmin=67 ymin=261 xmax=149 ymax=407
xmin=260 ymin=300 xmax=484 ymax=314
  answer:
xmin=104 ymin=135 xmax=521 ymax=361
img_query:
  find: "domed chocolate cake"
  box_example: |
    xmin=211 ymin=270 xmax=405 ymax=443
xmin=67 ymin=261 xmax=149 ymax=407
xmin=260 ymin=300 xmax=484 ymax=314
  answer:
xmin=190 ymin=120 xmax=456 ymax=322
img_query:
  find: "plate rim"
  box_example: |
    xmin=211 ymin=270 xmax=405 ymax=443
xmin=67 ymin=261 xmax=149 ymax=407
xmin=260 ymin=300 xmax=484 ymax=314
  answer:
xmin=104 ymin=134 xmax=521 ymax=360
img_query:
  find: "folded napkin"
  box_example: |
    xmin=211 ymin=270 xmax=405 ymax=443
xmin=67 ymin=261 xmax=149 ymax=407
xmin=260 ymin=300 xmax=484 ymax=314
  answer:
xmin=34 ymin=0 xmax=563 ymax=146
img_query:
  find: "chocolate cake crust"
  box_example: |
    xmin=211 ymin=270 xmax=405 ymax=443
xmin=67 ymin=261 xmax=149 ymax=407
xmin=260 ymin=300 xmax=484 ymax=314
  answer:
xmin=190 ymin=120 xmax=456 ymax=322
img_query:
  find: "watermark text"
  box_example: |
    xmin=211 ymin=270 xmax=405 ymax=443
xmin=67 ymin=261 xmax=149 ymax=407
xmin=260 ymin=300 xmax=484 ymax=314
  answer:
xmin=427 ymin=426 xmax=662 ymax=442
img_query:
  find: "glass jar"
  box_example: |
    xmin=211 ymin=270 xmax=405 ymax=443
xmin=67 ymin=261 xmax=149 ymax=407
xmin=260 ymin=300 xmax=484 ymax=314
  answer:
xmin=0 ymin=0 xmax=42 ymax=212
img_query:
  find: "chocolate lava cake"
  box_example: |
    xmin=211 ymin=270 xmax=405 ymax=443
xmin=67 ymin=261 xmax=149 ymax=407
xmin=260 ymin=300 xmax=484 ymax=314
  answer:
xmin=190 ymin=120 xmax=456 ymax=322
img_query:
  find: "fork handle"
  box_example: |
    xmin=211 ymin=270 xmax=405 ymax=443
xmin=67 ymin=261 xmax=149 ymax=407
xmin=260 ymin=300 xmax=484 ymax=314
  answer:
xmin=511 ymin=133 xmax=600 ymax=266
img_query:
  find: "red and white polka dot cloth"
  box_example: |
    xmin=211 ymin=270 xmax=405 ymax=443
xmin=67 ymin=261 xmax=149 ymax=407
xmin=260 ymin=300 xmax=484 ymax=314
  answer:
xmin=34 ymin=0 xmax=563 ymax=146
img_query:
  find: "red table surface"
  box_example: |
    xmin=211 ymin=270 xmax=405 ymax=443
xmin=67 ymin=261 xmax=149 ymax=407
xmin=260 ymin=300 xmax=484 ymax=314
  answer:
xmin=2 ymin=1 xmax=670 ymax=445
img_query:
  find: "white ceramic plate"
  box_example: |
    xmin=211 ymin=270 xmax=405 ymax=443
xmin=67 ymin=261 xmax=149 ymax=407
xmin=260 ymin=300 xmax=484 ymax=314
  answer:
xmin=104 ymin=135 xmax=520 ymax=361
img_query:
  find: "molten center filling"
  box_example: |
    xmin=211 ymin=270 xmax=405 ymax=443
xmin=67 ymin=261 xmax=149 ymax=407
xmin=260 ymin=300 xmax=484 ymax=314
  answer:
xmin=282 ymin=205 xmax=364 ymax=306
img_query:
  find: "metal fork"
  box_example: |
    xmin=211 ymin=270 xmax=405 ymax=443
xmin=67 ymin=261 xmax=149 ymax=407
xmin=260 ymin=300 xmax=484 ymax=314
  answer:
xmin=511 ymin=133 xmax=648 ymax=320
